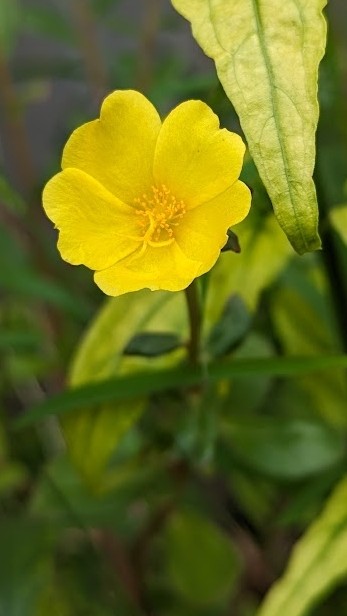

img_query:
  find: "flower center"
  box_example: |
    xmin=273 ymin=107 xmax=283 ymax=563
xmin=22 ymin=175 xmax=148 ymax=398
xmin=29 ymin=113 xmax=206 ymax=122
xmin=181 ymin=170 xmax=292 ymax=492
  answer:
xmin=133 ymin=185 xmax=186 ymax=247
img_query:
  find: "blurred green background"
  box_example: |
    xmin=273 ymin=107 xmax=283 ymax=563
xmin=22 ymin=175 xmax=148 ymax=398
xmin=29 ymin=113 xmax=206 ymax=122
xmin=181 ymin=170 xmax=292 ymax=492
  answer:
xmin=1 ymin=1 xmax=347 ymax=615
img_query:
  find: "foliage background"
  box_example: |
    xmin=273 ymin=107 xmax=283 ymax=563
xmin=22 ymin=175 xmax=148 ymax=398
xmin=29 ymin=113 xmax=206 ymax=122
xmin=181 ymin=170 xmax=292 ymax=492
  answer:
xmin=1 ymin=1 xmax=347 ymax=615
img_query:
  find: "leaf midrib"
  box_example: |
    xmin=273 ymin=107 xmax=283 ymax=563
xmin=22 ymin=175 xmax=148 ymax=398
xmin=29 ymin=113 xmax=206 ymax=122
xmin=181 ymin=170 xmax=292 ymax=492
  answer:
xmin=249 ymin=0 xmax=307 ymax=251
xmin=207 ymin=0 xmax=308 ymax=251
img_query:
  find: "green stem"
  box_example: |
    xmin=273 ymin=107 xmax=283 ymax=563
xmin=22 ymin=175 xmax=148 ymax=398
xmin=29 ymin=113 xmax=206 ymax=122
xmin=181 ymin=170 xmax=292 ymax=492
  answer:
xmin=184 ymin=280 xmax=202 ymax=365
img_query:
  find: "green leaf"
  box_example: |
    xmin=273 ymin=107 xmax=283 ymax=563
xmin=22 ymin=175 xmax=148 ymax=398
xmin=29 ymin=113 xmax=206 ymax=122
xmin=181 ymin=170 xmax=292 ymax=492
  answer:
xmin=0 ymin=265 xmax=90 ymax=319
xmin=225 ymin=418 xmax=344 ymax=480
xmin=62 ymin=290 xmax=186 ymax=488
xmin=221 ymin=333 xmax=274 ymax=416
xmin=15 ymin=353 xmax=347 ymax=430
xmin=257 ymin=476 xmax=347 ymax=616
xmin=124 ymin=332 xmax=182 ymax=357
xmin=271 ymin=263 xmax=347 ymax=425
xmin=205 ymin=210 xmax=292 ymax=326
xmin=330 ymin=204 xmax=347 ymax=245
xmin=172 ymin=0 xmax=327 ymax=253
xmin=166 ymin=510 xmax=241 ymax=605
xmin=31 ymin=454 xmax=167 ymax=533
xmin=0 ymin=329 xmax=41 ymax=351
xmin=207 ymin=294 xmax=251 ymax=357
xmin=69 ymin=290 xmax=186 ymax=385
xmin=0 ymin=518 xmax=54 ymax=616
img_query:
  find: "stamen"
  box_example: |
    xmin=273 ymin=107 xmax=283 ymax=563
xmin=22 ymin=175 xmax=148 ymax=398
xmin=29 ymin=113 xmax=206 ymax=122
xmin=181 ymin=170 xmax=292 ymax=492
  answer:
xmin=132 ymin=184 xmax=186 ymax=247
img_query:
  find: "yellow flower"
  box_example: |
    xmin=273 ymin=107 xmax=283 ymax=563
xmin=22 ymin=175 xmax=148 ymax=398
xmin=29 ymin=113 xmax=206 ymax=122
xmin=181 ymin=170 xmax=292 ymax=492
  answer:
xmin=43 ymin=90 xmax=251 ymax=296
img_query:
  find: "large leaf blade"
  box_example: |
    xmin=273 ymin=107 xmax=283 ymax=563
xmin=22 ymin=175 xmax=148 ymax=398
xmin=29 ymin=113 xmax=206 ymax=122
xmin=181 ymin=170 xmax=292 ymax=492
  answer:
xmin=172 ymin=0 xmax=327 ymax=253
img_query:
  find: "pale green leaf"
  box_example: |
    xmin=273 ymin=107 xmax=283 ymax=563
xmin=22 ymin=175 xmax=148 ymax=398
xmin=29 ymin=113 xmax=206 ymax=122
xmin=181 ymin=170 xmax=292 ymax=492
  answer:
xmin=330 ymin=204 xmax=347 ymax=245
xmin=172 ymin=0 xmax=327 ymax=253
xmin=63 ymin=290 xmax=186 ymax=488
xmin=257 ymin=476 xmax=347 ymax=616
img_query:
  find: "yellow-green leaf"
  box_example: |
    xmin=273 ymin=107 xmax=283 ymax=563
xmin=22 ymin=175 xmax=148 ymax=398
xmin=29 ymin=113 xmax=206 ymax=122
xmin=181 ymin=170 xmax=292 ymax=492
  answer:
xmin=257 ymin=476 xmax=347 ymax=616
xmin=63 ymin=290 xmax=186 ymax=489
xmin=172 ymin=0 xmax=327 ymax=254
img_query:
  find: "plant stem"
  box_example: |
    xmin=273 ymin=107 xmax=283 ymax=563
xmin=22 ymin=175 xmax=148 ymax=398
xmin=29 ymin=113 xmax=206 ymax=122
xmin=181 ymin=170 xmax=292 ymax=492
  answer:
xmin=185 ymin=280 xmax=202 ymax=365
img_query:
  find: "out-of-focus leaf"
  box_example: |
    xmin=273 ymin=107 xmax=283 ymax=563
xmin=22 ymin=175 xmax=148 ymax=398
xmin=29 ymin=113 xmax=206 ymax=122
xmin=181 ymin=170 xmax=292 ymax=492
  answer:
xmin=172 ymin=0 xmax=327 ymax=254
xmin=0 ymin=0 xmax=20 ymax=55
xmin=15 ymin=353 xmax=347 ymax=430
xmin=330 ymin=204 xmax=347 ymax=245
xmin=31 ymin=454 xmax=168 ymax=533
xmin=124 ymin=332 xmax=182 ymax=357
xmin=271 ymin=263 xmax=347 ymax=425
xmin=205 ymin=209 xmax=292 ymax=328
xmin=63 ymin=291 xmax=186 ymax=488
xmin=69 ymin=291 xmax=185 ymax=384
xmin=0 ymin=423 xmax=28 ymax=496
xmin=221 ymin=333 xmax=274 ymax=416
xmin=257 ymin=476 xmax=347 ymax=616
xmin=166 ymin=510 xmax=241 ymax=605
xmin=225 ymin=418 xmax=344 ymax=480
xmin=207 ymin=295 xmax=251 ymax=357
xmin=0 ymin=462 xmax=27 ymax=496
xmin=0 ymin=328 xmax=41 ymax=351
xmin=0 ymin=265 xmax=90 ymax=319
xmin=0 ymin=518 xmax=54 ymax=616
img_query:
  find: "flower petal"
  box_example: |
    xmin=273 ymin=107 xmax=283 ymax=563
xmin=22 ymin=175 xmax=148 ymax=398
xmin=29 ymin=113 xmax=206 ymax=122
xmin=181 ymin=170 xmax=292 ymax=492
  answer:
xmin=94 ymin=242 xmax=201 ymax=296
xmin=153 ymin=100 xmax=246 ymax=208
xmin=175 ymin=180 xmax=252 ymax=274
xmin=62 ymin=90 xmax=161 ymax=204
xmin=42 ymin=168 xmax=141 ymax=270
